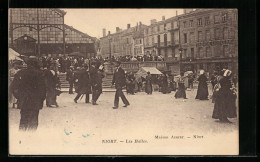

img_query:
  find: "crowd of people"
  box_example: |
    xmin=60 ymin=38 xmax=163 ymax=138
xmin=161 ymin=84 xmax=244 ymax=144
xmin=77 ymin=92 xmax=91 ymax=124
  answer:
xmin=174 ymin=68 xmax=237 ymax=123
xmin=9 ymin=55 xmax=238 ymax=132
xmin=124 ymin=72 xmax=177 ymax=95
xmin=123 ymin=68 xmax=237 ymax=123
xmin=9 ymin=56 xmax=108 ymax=131
xmin=37 ymin=56 xmax=105 ymax=73
xmin=108 ymin=54 xmax=165 ymax=62
xmin=34 ymin=54 xmax=165 ymax=74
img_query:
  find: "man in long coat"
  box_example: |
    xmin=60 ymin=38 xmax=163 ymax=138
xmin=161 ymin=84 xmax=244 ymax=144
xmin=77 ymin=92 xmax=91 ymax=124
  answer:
xmin=44 ymin=65 xmax=59 ymax=107
xmin=112 ymin=61 xmax=130 ymax=109
xmin=10 ymin=56 xmax=46 ymax=131
xmin=66 ymin=66 xmax=74 ymax=94
xmin=90 ymin=62 xmax=105 ymax=105
xmin=74 ymin=64 xmax=91 ymax=103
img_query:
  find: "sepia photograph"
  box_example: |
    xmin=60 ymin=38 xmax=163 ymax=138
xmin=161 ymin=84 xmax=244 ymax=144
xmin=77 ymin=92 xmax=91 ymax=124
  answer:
xmin=8 ymin=8 xmax=239 ymax=155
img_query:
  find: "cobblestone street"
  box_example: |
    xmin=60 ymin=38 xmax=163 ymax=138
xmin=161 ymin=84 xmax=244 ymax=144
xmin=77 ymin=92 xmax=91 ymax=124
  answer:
xmin=9 ymin=88 xmax=238 ymax=155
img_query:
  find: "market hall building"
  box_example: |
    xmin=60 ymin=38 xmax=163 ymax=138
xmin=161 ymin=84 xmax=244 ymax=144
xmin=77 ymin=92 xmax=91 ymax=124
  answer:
xmin=9 ymin=8 xmax=96 ymax=57
xmin=178 ymin=9 xmax=238 ymax=75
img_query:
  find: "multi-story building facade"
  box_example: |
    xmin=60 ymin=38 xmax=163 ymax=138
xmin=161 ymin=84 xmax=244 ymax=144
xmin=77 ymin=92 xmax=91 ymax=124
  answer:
xmin=9 ymin=8 xmax=95 ymax=57
xmin=99 ymin=9 xmax=238 ymax=77
xmin=100 ymin=34 xmax=111 ymax=58
xmin=133 ymin=29 xmax=144 ymax=56
xmin=143 ymin=16 xmax=181 ymax=75
xmin=143 ymin=16 xmax=180 ymax=61
xmin=100 ymin=29 xmax=123 ymax=59
xmin=121 ymin=25 xmax=135 ymax=57
xmin=178 ymin=9 xmax=238 ymax=75
xmin=100 ymin=23 xmax=147 ymax=58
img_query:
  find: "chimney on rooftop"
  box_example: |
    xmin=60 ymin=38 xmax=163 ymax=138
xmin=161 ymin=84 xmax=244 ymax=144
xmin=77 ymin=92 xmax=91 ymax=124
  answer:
xmin=103 ymin=28 xmax=106 ymax=37
xmin=108 ymin=31 xmax=110 ymax=35
xmin=116 ymin=27 xmax=120 ymax=32
xmin=184 ymin=9 xmax=194 ymax=14
xmin=127 ymin=24 xmax=131 ymax=29
xmin=162 ymin=16 xmax=165 ymax=21
xmin=150 ymin=19 xmax=157 ymax=25
xmin=176 ymin=11 xmax=178 ymax=16
xmin=139 ymin=21 xmax=142 ymax=26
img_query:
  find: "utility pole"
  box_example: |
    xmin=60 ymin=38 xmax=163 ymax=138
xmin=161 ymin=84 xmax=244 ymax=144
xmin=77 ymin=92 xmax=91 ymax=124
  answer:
xmin=108 ymin=35 xmax=112 ymax=59
xmin=178 ymin=21 xmax=183 ymax=73
xmin=63 ymin=15 xmax=66 ymax=56
xmin=37 ymin=8 xmax=40 ymax=57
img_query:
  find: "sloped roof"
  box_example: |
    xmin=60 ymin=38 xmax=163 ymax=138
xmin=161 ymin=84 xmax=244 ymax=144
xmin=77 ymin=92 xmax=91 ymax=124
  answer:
xmin=53 ymin=9 xmax=67 ymax=16
xmin=64 ymin=24 xmax=95 ymax=41
xmin=13 ymin=34 xmax=36 ymax=42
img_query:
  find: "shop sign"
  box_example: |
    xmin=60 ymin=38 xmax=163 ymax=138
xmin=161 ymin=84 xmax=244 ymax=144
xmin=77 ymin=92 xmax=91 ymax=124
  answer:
xmin=196 ymin=39 xmax=235 ymax=47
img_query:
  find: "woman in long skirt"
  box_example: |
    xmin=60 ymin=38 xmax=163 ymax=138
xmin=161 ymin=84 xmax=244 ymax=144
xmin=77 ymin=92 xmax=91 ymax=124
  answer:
xmin=212 ymin=70 xmax=237 ymax=123
xmin=128 ymin=72 xmax=136 ymax=95
xmin=195 ymin=70 xmax=209 ymax=100
xmin=174 ymin=72 xmax=187 ymax=99
xmin=145 ymin=72 xmax=152 ymax=94
xmin=161 ymin=73 xmax=168 ymax=94
xmin=211 ymin=71 xmax=224 ymax=103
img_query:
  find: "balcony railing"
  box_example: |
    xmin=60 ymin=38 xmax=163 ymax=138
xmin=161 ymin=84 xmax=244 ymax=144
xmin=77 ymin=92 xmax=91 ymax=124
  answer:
xmin=120 ymin=61 xmax=167 ymax=72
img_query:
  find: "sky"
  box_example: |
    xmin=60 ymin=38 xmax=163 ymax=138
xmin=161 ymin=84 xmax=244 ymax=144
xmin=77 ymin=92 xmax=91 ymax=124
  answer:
xmin=63 ymin=9 xmax=184 ymax=38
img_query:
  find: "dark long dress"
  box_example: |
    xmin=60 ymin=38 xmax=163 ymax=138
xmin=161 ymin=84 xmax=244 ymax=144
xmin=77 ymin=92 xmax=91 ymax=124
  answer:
xmin=195 ymin=74 xmax=209 ymax=100
xmin=161 ymin=75 xmax=168 ymax=94
xmin=174 ymin=76 xmax=186 ymax=98
xmin=212 ymin=77 xmax=237 ymax=120
xmin=145 ymin=75 xmax=152 ymax=94
xmin=211 ymin=76 xmax=223 ymax=103
xmin=126 ymin=75 xmax=135 ymax=94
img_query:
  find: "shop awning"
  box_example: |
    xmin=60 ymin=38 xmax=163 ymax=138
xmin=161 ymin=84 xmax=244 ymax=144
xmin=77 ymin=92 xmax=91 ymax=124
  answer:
xmin=141 ymin=67 xmax=162 ymax=74
xmin=9 ymin=48 xmax=23 ymax=61
xmin=135 ymin=67 xmax=162 ymax=79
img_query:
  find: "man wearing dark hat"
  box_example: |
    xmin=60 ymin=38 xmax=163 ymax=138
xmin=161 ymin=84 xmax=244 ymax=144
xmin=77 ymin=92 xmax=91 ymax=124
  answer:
xmin=66 ymin=66 xmax=75 ymax=94
xmin=90 ymin=62 xmax=105 ymax=105
xmin=112 ymin=61 xmax=130 ymax=109
xmin=74 ymin=64 xmax=91 ymax=103
xmin=10 ymin=56 xmax=46 ymax=131
xmin=89 ymin=62 xmax=99 ymax=105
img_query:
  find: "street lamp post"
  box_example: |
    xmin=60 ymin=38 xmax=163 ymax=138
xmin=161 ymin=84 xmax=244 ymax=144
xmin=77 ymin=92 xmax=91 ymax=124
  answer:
xmin=36 ymin=8 xmax=41 ymax=57
xmin=178 ymin=20 xmax=183 ymax=74
xmin=179 ymin=47 xmax=183 ymax=73
xmin=108 ymin=35 xmax=112 ymax=59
